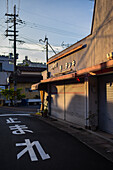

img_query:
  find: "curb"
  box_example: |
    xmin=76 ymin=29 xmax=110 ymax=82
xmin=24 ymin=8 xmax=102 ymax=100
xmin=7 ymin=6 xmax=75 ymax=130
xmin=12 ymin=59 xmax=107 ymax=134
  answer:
xmin=30 ymin=113 xmax=113 ymax=163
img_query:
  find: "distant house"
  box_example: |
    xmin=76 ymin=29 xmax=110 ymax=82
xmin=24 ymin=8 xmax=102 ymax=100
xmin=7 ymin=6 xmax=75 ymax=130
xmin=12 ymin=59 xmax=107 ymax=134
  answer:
xmin=9 ymin=66 xmax=46 ymax=100
xmin=18 ymin=56 xmax=46 ymax=68
xmin=0 ymin=55 xmax=14 ymax=98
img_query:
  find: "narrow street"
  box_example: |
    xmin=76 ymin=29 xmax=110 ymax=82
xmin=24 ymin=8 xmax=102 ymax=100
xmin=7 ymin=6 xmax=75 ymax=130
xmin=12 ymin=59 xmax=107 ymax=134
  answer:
xmin=1 ymin=0 xmax=113 ymax=169
xmin=0 ymin=113 xmax=113 ymax=170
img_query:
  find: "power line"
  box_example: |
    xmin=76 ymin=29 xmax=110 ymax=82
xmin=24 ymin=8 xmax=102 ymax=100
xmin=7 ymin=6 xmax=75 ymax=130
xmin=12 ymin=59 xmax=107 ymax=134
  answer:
xmin=20 ymin=7 xmax=89 ymax=31
xmin=0 ymin=45 xmax=60 ymax=53
xmin=24 ymin=21 xmax=85 ymax=39
xmin=19 ymin=34 xmax=65 ymax=48
xmin=17 ymin=0 xmax=20 ymax=15
xmin=19 ymin=36 xmax=43 ymax=46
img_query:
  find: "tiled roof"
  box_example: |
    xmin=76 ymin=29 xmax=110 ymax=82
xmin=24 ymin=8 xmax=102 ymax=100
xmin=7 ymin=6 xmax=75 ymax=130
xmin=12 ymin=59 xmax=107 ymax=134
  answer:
xmin=16 ymin=66 xmax=46 ymax=72
xmin=10 ymin=74 xmax=42 ymax=83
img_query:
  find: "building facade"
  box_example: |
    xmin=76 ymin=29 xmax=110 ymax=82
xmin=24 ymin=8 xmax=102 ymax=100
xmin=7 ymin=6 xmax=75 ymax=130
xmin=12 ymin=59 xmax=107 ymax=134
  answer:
xmin=18 ymin=56 xmax=46 ymax=68
xmin=0 ymin=55 xmax=14 ymax=99
xmin=10 ymin=66 xmax=46 ymax=99
xmin=32 ymin=0 xmax=113 ymax=135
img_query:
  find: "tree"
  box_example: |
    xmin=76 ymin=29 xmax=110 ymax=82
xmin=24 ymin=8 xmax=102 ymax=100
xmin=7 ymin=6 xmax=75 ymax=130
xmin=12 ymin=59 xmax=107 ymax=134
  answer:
xmin=0 ymin=89 xmax=10 ymax=100
xmin=0 ymin=88 xmax=26 ymax=106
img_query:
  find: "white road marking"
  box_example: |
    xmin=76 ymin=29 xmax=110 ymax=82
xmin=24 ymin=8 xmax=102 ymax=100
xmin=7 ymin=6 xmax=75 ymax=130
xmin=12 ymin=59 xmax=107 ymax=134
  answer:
xmin=6 ymin=117 xmax=21 ymax=124
xmin=9 ymin=124 xmax=33 ymax=135
xmin=16 ymin=139 xmax=50 ymax=161
xmin=34 ymin=140 xmax=50 ymax=160
xmin=0 ymin=114 xmax=30 ymax=117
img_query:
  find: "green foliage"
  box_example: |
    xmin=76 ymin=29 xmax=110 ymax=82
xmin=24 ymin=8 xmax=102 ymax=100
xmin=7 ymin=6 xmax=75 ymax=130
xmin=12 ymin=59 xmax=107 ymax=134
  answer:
xmin=0 ymin=88 xmax=26 ymax=101
xmin=16 ymin=88 xmax=26 ymax=100
xmin=0 ymin=88 xmax=10 ymax=100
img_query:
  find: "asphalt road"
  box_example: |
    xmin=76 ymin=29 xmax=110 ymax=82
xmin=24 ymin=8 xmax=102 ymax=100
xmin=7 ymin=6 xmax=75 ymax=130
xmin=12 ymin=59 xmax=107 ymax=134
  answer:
xmin=0 ymin=114 xmax=113 ymax=170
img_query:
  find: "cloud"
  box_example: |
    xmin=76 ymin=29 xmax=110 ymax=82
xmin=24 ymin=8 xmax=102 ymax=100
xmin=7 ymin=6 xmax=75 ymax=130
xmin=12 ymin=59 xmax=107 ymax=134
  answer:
xmin=17 ymin=42 xmax=63 ymax=62
xmin=0 ymin=40 xmax=64 ymax=63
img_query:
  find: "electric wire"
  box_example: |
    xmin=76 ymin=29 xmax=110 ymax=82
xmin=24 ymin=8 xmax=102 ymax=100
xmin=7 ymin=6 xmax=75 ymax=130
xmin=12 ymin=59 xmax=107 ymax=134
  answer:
xmin=0 ymin=0 xmax=94 ymax=56
xmin=20 ymin=7 xmax=89 ymax=31
xmin=17 ymin=0 xmax=20 ymax=15
xmin=0 ymin=45 xmax=60 ymax=53
xmin=23 ymin=21 xmax=85 ymax=39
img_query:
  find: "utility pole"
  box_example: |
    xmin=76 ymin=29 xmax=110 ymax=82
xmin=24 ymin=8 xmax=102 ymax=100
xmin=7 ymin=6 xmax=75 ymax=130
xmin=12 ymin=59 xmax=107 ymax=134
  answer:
xmin=39 ymin=36 xmax=56 ymax=115
xmin=14 ymin=5 xmax=17 ymax=106
xmin=5 ymin=5 xmax=18 ymax=106
xmin=39 ymin=36 xmax=56 ymax=78
xmin=45 ymin=37 xmax=49 ymax=78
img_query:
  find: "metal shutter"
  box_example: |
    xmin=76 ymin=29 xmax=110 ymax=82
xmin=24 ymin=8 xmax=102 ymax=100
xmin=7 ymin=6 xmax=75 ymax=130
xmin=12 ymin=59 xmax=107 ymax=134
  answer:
xmin=99 ymin=74 xmax=113 ymax=134
xmin=51 ymin=84 xmax=64 ymax=119
xmin=65 ymin=83 xmax=86 ymax=126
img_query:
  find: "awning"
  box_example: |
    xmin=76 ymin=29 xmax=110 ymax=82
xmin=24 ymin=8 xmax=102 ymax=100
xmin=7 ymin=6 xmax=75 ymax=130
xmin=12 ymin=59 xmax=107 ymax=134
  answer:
xmin=41 ymin=59 xmax=113 ymax=84
xmin=31 ymin=59 xmax=113 ymax=90
xmin=41 ymin=72 xmax=76 ymax=83
xmin=31 ymin=82 xmax=48 ymax=91
xmin=31 ymin=73 xmax=76 ymax=91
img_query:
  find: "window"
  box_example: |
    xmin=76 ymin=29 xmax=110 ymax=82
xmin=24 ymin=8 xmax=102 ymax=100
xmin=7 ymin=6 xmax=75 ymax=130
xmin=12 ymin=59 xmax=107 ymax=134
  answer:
xmin=0 ymin=63 xmax=2 ymax=72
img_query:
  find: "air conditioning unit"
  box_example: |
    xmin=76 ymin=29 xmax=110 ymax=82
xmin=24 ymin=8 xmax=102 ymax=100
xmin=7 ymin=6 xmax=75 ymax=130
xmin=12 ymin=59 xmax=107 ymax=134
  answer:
xmin=107 ymin=52 xmax=113 ymax=60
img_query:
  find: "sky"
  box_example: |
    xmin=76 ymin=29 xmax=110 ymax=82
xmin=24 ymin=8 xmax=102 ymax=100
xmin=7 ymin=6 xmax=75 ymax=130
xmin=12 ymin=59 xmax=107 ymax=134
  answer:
xmin=0 ymin=0 xmax=94 ymax=63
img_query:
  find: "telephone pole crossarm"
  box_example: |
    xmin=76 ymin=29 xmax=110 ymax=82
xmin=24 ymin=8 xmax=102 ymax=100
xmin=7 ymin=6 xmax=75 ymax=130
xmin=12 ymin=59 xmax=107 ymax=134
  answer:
xmin=5 ymin=13 xmax=18 ymax=17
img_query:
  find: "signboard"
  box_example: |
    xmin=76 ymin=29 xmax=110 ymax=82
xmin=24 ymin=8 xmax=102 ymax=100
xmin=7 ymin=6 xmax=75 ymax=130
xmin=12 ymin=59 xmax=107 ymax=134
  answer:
xmin=50 ymin=60 xmax=76 ymax=71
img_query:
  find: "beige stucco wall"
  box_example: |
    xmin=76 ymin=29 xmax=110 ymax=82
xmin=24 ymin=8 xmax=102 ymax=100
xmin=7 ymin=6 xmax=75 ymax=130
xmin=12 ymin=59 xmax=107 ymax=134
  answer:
xmin=48 ymin=0 xmax=113 ymax=77
xmin=46 ymin=0 xmax=113 ymax=129
xmin=91 ymin=0 xmax=113 ymax=65
xmin=10 ymin=83 xmax=39 ymax=99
